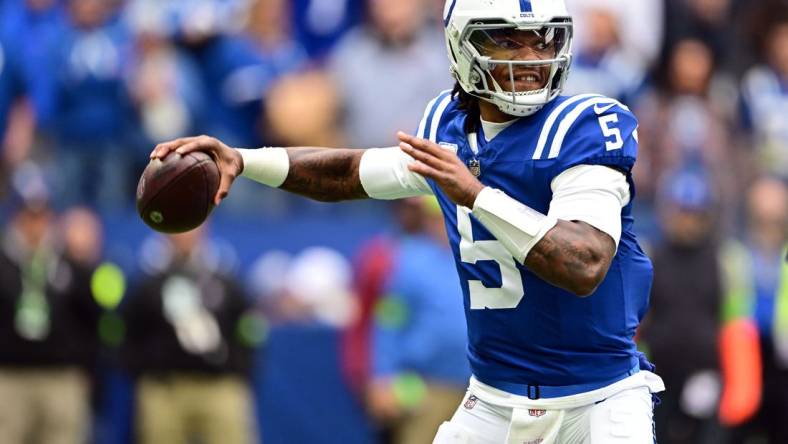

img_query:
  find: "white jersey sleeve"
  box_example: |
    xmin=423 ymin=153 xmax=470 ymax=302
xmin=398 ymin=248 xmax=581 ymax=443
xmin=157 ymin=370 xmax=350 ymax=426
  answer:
xmin=358 ymin=89 xmax=456 ymax=200
xmin=359 ymin=147 xmax=433 ymax=200
xmin=471 ymin=164 xmax=630 ymax=264
xmin=548 ymin=164 xmax=631 ymax=245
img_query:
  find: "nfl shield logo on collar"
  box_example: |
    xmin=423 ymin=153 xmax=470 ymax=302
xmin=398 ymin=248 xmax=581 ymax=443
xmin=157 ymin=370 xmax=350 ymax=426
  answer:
xmin=464 ymin=395 xmax=478 ymax=410
xmin=468 ymin=159 xmax=481 ymax=177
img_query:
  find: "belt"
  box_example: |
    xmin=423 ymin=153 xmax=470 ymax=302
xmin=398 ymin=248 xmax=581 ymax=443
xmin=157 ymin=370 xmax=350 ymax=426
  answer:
xmin=475 ymin=364 xmax=640 ymax=400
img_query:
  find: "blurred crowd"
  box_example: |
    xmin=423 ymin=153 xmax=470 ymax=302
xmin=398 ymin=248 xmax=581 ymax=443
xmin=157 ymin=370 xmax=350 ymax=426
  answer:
xmin=0 ymin=0 xmax=786 ymax=443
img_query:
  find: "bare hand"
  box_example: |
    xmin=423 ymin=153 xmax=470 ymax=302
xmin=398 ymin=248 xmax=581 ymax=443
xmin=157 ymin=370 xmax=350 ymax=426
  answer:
xmin=150 ymin=135 xmax=244 ymax=205
xmin=397 ymin=131 xmax=484 ymax=208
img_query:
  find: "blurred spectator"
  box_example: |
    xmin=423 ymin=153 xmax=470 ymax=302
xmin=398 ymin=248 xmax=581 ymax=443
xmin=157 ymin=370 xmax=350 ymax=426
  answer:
xmin=126 ymin=29 xmax=203 ymax=143
xmin=0 ymin=165 xmax=103 ymax=444
xmin=291 ymin=0 xmax=364 ymax=59
xmin=58 ymin=206 xmax=118 ymax=403
xmin=0 ymin=32 xmax=8 ymax=192
xmin=284 ymin=247 xmax=357 ymax=327
xmin=265 ymin=70 xmax=343 ymax=147
xmin=127 ymin=0 xmax=306 ymax=149
xmin=663 ymin=0 xmax=735 ymax=71
xmin=247 ymin=249 xmax=295 ymax=322
xmin=249 ymin=247 xmax=356 ymax=326
xmin=722 ymin=177 xmax=788 ymax=443
xmin=210 ymin=0 xmax=307 ymax=147
xmin=124 ymin=0 xmax=250 ymax=42
xmin=563 ymin=5 xmax=647 ymax=102
xmin=0 ymin=30 xmax=12 ymax=143
xmin=328 ymin=0 xmax=449 ymax=148
xmin=125 ymin=0 xmax=246 ymax=145
xmin=566 ymin=0 xmax=663 ymax=73
xmin=639 ymin=170 xmax=725 ymax=444
xmin=121 ymin=226 xmax=258 ymax=444
xmin=634 ymin=38 xmax=743 ymax=228
xmin=1 ymin=98 xmax=36 ymax=174
xmin=739 ymin=14 xmax=788 ymax=180
xmin=0 ymin=0 xmax=60 ymax=174
xmin=0 ymin=32 xmax=34 ymax=173
xmin=0 ymin=0 xmax=63 ymax=127
xmin=187 ymin=0 xmax=308 ymax=147
xmin=366 ymin=197 xmax=470 ymax=444
xmin=342 ymin=198 xmax=426 ymax=401
xmin=42 ymin=0 xmax=139 ymax=209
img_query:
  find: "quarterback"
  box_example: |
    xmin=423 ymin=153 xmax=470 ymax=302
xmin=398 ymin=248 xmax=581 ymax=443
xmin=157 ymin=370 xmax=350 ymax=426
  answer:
xmin=152 ymin=0 xmax=665 ymax=442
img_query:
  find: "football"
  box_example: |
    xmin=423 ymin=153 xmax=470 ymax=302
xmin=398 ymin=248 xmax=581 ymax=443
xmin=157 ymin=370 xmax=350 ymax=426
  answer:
xmin=136 ymin=151 xmax=220 ymax=233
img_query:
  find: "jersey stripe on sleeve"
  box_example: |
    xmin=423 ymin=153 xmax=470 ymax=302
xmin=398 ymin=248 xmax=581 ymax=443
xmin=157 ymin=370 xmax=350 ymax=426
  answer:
xmin=426 ymin=91 xmax=454 ymax=142
xmin=416 ymin=94 xmax=443 ymax=139
xmin=417 ymin=90 xmax=452 ymax=138
xmin=546 ymin=97 xmax=627 ymax=160
xmin=531 ymin=93 xmax=601 ymax=160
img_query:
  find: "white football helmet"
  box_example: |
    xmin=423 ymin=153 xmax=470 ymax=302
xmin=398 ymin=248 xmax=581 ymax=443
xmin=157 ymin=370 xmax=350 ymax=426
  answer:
xmin=444 ymin=0 xmax=574 ymax=116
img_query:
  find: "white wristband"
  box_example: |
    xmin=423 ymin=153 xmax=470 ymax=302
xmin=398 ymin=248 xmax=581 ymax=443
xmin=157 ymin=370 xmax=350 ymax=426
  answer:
xmin=472 ymin=187 xmax=558 ymax=263
xmin=237 ymin=148 xmax=289 ymax=188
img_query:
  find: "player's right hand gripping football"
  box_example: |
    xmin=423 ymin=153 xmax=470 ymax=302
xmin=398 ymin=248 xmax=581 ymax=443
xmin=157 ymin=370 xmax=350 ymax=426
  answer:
xmin=151 ymin=136 xmax=244 ymax=206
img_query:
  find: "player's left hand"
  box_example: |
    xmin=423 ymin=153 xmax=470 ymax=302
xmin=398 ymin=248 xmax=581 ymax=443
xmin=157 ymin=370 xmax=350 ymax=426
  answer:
xmin=398 ymin=131 xmax=484 ymax=208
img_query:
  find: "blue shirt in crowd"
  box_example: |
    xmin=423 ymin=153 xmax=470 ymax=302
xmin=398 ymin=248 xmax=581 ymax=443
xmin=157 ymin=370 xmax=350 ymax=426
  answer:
xmin=0 ymin=0 xmax=64 ymax=128
xmin=373 ymin=235 xmax=471 ymax=387
xmin=0 ymin=37 xmax=14 ymax=139
xmin=291 ymin=0 xmax=364 ymax=59
xmin=47 ymin=17 xmax=136 ymax=147
xmin=751 ymin=245 xmax=783 ymax=338
xmin=193 ymin=35 xmax=307 ymax=147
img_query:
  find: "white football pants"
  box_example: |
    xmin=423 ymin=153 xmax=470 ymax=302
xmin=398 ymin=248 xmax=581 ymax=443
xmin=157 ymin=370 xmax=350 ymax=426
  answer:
xmin=433 ymin=385 xmax=655 ymax=444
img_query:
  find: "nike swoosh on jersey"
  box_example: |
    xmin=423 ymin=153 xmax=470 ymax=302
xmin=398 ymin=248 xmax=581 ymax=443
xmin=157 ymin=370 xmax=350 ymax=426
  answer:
xmin=593 ymin=103 xmax=617 ymax=114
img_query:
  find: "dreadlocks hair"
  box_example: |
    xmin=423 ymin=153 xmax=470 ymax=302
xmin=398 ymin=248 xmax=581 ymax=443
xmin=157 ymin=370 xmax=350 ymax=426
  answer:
xmin=452 ymin=82 xmax=481 ymax=134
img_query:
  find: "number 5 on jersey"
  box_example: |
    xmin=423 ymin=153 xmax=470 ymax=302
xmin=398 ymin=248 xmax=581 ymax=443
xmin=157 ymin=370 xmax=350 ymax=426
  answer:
xmin=598 ymin=113 xmax=624 ymax=151
xmin=457 ymin=206 xmax=525 ymax=309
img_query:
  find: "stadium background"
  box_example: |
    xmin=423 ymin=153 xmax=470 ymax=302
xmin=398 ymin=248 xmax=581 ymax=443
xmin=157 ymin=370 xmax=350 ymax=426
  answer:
xmin=0 ymin=0 xmax=786 ymax=443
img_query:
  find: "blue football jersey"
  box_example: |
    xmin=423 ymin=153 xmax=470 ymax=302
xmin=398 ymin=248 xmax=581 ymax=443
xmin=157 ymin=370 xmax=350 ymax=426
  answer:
xmin=417 ymin=91 xmax=654 ymax=394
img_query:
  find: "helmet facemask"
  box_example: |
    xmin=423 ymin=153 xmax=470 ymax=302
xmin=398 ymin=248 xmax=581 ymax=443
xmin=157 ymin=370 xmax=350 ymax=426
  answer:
xmin=454 ymin=19 xmax=573 ymax=117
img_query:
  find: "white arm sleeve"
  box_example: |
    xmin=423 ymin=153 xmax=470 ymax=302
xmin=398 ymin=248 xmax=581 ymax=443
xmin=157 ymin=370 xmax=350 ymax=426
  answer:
xmin=471 ymin=165 xmax=630 ymax=263
xmin=472 ymin=189 xmax=558 ymax=264
xmin=548 ymin=165 xmax=631 ymax=246
xmin=359 ymin=147 xmax=433 ymax=200
xmin=238 ymin=148 xmax=290 ymax=187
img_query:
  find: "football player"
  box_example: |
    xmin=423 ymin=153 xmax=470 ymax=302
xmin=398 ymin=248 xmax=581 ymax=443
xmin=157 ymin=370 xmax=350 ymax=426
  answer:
xmin=152 ymin=0 xmax=664 ymax=442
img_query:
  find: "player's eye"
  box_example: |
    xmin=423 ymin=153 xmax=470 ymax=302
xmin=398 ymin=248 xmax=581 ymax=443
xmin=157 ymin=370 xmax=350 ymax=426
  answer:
xmin=530 ymin=28 xmax=559 ymax=53
xmin=498 ymin=38 xmax=524 ymax=50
